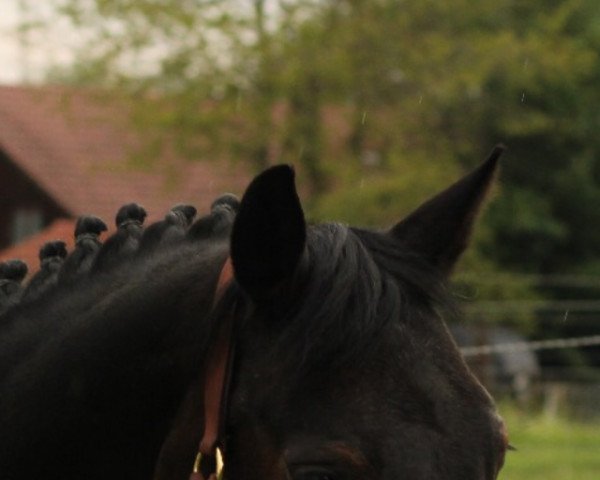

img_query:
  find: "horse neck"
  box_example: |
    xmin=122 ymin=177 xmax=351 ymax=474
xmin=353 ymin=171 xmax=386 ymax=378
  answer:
xmin=0 ymin=245 xmax=230 ymax=479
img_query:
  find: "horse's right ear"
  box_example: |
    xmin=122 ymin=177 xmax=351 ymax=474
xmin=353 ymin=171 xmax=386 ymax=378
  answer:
xmin=231 ymin=165 xmax=306 ymax=300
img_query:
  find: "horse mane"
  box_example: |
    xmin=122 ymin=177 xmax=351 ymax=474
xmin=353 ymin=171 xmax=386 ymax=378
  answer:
xmin=0 ymin=229 xmax=232 ymax=478
xmin=0 ymin=211 xmax=230 ymax=390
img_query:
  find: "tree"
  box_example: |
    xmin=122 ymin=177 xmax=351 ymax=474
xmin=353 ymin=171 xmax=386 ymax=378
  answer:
xmin=478 ymin=0 xmax=600 ymax=273
xmin=23 ymin=0 xmax=600 ymax=275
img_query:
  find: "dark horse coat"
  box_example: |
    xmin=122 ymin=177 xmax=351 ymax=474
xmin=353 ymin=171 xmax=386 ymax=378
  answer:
xmin=0 ymin=148 xmax=509 ymax=480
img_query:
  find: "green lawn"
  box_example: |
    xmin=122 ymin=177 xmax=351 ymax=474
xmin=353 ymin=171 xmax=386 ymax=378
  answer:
xmin=498 ymin=406 xmax=600 ymax=480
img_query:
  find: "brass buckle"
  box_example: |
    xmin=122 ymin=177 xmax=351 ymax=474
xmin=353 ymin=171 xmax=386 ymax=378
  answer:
xmin=193 ymin=448 xmax=224 ymax=479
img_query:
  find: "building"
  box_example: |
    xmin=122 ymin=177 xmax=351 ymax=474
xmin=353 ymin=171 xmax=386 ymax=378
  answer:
xmin=0 ymin=85 xmax=250 ymax=254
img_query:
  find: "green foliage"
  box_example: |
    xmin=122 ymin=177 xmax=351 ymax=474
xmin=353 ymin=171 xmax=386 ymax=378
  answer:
xmin=480 ymin=186 xmax=569 ymax=272
xmin=310 ymin=151 xmax=462 ymax=227
xmin=478 ymin=1 xmax=600 ymax=273
xmin=24 ymin=0 xmax=600 ymax=280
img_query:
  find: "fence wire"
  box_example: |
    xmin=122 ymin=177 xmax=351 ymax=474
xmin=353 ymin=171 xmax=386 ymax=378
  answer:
xmin=460 ymin=334 xmax=600 ymax=357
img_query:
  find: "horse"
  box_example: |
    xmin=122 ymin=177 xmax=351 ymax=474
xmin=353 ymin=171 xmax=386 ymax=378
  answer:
xmin=0 ymin=146 xmax=509 ymax=480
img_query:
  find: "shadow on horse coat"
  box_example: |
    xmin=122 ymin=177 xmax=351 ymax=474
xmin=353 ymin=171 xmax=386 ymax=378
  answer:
xmin=0 ymin=147 xmax=508 ymax=480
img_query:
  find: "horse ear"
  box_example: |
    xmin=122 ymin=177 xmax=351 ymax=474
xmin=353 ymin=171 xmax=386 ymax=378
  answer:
xmin=390 ymin=145 xmax=504 ymax=275
xmin=231 ymin=165 xmax=306 ymax=300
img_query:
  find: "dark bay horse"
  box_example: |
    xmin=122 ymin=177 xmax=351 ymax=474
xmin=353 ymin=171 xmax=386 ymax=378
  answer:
xmin=0 ymin=147 xmax=508 ymax=479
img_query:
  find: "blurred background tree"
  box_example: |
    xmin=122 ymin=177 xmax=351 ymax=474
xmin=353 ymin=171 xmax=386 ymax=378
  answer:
xmin=20 ymin=0 xmax=600 ymax=365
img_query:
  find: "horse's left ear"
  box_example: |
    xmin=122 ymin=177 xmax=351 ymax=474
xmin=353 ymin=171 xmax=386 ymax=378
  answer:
xmin=231 ymin=165 xmax=306 ymax=300
xmin=390 ymin=145 xmax=504 ymax=276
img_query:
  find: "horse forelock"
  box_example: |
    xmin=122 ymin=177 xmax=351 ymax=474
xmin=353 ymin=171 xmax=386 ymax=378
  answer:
xmin=240 ymin=223 xmax=455 ymax=381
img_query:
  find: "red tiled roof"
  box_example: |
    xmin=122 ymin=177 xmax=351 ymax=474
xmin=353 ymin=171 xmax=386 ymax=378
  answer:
xmin=0 ymin=85 xmax=251 ymax=225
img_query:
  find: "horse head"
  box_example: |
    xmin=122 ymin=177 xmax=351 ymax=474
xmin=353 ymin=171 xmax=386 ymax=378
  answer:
xmin=221 ymin=147 xmax=508 ymax=479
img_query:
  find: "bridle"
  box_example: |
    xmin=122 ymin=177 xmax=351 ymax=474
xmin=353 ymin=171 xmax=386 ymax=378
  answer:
xmin=152 ymin=256 xmax=236 ymax=480
xmin=191 ymin=257 xmax=236 ymax=480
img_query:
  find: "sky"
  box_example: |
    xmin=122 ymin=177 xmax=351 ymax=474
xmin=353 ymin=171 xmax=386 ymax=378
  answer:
xmin=0 ymin=1 xmax=75 ymax=84
xmin=0 ymin=0 xmax=281 ymax=85
xmin=0 ymin=0 xmax=23 ymax=83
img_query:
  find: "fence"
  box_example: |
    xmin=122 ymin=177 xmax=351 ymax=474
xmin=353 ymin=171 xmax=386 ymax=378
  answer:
xmin=458 ymin=338 xmax=600 ymax=418
xmin=453 ymin=272 xmax=600 ymax=418
xmin=460 ymin=334 xmax=600 ymax=357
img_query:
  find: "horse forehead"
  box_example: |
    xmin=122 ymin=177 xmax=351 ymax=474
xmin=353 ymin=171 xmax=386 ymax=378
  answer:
xmin=234 ymin=328 xmax=497 ymax=435
xmin=235 ymin=349 xmax=438 ymax=424
xmin=230 ymin=327 xmax=503 ymax=478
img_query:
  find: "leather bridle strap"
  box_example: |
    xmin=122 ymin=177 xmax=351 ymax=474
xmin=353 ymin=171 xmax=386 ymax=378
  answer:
xmin=152 ymin=257 xmax=235 ymax=480
xmin=192 ymin=257 xmax=235 ymax=480
xmin=213 ymin=257 xmax=234 ymax=308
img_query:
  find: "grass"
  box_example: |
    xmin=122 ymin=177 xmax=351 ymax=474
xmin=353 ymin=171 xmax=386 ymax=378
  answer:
xmin=498 ymin=405 xmax=600 ymax=480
